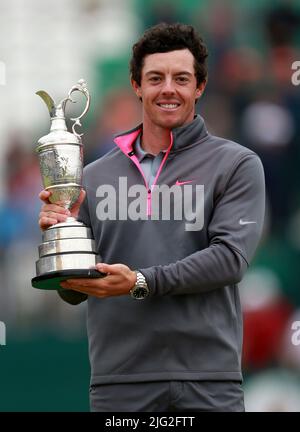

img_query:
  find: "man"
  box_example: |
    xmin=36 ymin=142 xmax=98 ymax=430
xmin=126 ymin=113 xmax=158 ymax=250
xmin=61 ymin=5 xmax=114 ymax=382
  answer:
xmin=39 ymin=23 xmax=265 ymax=411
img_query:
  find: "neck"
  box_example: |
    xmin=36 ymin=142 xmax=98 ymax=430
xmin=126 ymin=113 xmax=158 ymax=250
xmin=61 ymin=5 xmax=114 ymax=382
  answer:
xmin=141 ymin=123 xmax=171 ymax=155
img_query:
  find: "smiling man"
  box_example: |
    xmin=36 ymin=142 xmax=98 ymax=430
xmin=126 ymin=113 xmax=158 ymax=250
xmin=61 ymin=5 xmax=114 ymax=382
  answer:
xmin=39 ymin=23 xmax=265 ymax=412
xmin=132 ymin=49 xmax=205 ymax=138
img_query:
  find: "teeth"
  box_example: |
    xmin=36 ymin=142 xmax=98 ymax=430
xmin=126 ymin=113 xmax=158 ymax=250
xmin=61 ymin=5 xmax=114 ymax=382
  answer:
xmin=159 ymin=104 xmax=178 ymax=109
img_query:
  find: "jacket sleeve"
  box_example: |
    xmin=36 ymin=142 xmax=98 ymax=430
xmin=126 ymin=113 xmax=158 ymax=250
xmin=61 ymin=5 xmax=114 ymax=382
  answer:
xmin=140 ymin=154 xmax=266 ymax=296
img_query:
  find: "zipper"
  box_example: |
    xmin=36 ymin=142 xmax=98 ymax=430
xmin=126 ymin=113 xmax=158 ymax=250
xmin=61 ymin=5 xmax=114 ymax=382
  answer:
xmin=148 ymin=132 xmax=173 ymax=215
xmin=115 ymin=130 xmax=174 ymax=216
xmin=128 ymin=154 xmax=152 ymax=214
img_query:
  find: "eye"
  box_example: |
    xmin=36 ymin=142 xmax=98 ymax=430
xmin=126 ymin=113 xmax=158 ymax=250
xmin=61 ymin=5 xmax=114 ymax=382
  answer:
xmin=149 ymin=76 xmax=161 ymax=83
xmin=176 ymin=76 xmax=189 ymax=84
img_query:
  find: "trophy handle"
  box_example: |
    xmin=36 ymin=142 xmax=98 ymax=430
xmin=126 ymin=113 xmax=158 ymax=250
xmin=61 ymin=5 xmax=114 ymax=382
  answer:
xmin=37 ymin=79 xmax=90 ymax=133
xmin=66 ymin=79 xmax=91 ymax=138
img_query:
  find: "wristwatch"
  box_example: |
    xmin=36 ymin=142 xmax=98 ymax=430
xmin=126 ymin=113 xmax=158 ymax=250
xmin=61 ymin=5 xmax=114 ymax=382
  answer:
xmin=130 ymin=271 xmax=150 ymax=300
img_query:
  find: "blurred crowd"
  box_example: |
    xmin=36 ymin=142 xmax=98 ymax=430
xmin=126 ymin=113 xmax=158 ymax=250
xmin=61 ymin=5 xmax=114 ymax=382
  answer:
xmin=0 ymin=0 xmax=300 ymax=411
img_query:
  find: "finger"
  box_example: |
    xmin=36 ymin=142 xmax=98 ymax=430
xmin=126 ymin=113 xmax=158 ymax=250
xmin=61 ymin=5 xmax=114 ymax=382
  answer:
xmin=39 ymin=190 xmax=52 ymax=204
xmin=60 ymin=281 xmax=106 ymax=297
xmin=60 ymin=282 xmax=90 ymax=294
xmin=62 ymin=275 xmax=114 ymax=291
xmin=39 ymin=211 xmax=69 ymax=223
xmin=39 ymin=216 xmax=59 ymax=230
xmin=62 ymin=278 xmax=101 ymax=288
xmin=41 ymin=204 xmax=70 ymax=215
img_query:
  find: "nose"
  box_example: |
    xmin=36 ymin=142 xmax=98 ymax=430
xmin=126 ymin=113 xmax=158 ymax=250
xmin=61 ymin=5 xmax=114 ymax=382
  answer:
xmin=161 ymin=77 xmax=175 ymax=95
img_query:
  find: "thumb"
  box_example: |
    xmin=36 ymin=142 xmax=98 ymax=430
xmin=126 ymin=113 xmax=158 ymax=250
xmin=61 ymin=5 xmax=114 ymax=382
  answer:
xmin=95 ymin=263 xmax=121 ymax=275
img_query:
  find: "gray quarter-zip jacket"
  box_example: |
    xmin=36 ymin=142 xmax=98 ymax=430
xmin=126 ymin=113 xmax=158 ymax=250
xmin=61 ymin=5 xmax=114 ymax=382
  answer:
xmin=61 ymin=115 xmax=265 ymax=385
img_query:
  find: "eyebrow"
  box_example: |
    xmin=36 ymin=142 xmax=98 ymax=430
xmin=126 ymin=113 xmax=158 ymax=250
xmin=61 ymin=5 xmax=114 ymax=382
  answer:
xmin=145 ymin=70 xmax=193 ymax=76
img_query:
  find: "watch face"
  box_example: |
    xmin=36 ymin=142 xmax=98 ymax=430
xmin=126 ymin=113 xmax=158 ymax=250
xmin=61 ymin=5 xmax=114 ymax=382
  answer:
xmin=131 ymin=287 xmax=149 ymax=300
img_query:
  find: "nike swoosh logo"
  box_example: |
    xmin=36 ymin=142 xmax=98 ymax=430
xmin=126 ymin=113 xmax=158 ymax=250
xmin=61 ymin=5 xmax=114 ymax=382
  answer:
xmin=239 ymin=219 xmax=257 ymax=225
xmin=175 ymin=179 xmax=194 ymax=186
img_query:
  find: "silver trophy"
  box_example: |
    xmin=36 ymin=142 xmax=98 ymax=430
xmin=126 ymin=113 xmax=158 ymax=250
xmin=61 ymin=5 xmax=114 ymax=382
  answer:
xmin=32 ymin=79 xmax=102 ymax=290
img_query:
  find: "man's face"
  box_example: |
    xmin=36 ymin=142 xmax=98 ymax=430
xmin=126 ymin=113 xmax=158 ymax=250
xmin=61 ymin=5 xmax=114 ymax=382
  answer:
xmin=132 ymin=49 xmax=206 ymax=130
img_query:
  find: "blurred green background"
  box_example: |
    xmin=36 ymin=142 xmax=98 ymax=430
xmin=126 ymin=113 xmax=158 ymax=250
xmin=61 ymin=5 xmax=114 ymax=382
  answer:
xmin=0 ymin=336 xmax=90 ymax=411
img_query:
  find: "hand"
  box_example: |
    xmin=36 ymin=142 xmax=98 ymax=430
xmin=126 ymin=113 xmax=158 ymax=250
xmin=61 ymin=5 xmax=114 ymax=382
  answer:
xmin=60 ymin=263 xmax=137 ymax=298
xmin=38 ymin=189 xmax=86 ymax=231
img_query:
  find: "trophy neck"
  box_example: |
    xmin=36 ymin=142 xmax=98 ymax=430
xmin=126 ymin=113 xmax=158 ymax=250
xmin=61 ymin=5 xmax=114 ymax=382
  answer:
xmin=50 ymin=117 xmax=67 ymax=132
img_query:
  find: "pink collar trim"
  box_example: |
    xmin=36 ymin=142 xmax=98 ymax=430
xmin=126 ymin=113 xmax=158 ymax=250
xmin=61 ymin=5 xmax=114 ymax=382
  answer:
xmin=113 ymin=128 xmax=142 ymax=155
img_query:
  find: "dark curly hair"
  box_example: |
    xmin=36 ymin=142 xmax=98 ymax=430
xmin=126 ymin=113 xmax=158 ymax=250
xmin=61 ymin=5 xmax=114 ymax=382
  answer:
xmin=130 ymin=23 xmax=208 ymax=87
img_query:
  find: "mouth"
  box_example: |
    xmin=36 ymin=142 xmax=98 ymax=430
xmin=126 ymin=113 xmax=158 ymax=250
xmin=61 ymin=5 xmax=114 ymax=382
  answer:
xmin=157 ymin=103 xmax=180 ymax=110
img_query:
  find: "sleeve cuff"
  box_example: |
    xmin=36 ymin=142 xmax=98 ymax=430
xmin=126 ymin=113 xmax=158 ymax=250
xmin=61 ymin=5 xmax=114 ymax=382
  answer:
xmin=138 ymin=267 xmax=156 ymax=297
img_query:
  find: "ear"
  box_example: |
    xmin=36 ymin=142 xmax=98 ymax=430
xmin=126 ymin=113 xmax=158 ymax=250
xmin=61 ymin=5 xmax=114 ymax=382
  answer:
xmin=131 ymin=78 xmax=142 ymax=99
xmin=195 ymin=81 xmax=207 ymax=100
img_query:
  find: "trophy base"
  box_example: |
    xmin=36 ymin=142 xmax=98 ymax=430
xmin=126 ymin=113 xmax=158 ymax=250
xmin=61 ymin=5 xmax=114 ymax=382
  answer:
xmin=32 ymin=268 xmax=105 ymax=290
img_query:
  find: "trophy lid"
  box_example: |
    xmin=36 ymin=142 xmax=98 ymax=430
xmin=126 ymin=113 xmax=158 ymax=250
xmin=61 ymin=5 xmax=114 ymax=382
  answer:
xmin=36 ymin=79 xmax=90 ymax=150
